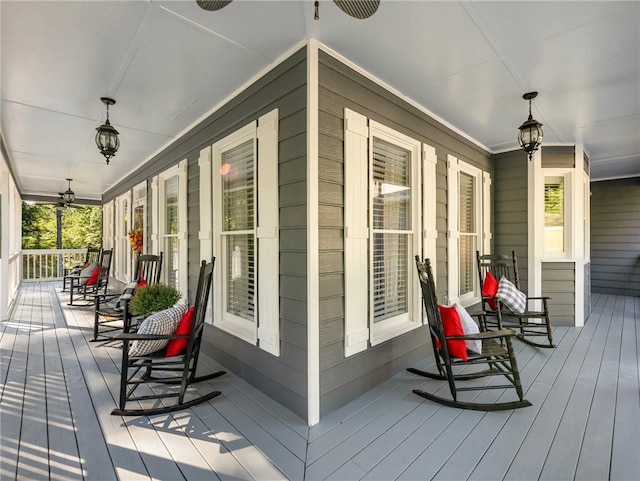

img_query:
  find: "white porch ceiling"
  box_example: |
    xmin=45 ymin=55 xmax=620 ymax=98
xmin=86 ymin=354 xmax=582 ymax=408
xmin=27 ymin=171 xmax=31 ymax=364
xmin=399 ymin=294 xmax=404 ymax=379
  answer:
xmin=2 ymin=1 xmax=639 ymax=202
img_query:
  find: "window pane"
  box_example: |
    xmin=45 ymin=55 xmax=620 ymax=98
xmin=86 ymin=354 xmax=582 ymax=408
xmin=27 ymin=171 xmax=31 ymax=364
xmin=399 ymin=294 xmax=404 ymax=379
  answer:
xmin=133 ymin=205 xmax=144 ymax=231
xmin=372 ymin=137 xmax=411 ymax=231
xmin=544 ymin=176 xmax=565 ymax=254
xmin=226 ymin=234 xmax=255 ymax=322
xmin=459 ymin=234 xmax=476 ymax=295
xmin=165 ymin=236 xmax=179 ymax=291
xmin=372 ymin=233 xmax=408 ymax=322
xmin=222 ymin=139 xmax=254 ymax=232
xmin=459 ymin=171 xmax=475 ymax=233
xmin=165 ymin=176 xmax=179 ymax=235
xmin=458 ymin=170 xmax=477 ymax=298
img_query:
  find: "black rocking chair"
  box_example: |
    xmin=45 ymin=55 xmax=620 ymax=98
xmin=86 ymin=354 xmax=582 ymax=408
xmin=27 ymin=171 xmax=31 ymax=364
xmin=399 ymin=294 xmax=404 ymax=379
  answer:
xmin=476 ymin=250 xmax=554 ymax=348
xmin=111 ymin=259 xmax=225 ymax=416
xmin=62 ymin=247 xmax=101 ymax=291
xmin=68 ymin=248 xmax=113 ymax=306
xmin=91 ymin=253 xmax=164 ymax=343
xmin=408 ymin=256 xmax=531 ymax=411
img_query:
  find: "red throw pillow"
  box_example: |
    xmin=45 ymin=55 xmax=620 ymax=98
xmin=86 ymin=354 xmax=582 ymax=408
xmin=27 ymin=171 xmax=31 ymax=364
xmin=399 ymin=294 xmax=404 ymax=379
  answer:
xmin=437 ymin=305 xmax=468 ymax=361
xmin=482 ymin=271 xmax=499 ymax=310
xmin=165 ymin=306 xmax=194 ymax=357
xmin=86 ymin=267 xmax=100 ymax=286
xmin=137 ymin=278 xmax=148 ymax=287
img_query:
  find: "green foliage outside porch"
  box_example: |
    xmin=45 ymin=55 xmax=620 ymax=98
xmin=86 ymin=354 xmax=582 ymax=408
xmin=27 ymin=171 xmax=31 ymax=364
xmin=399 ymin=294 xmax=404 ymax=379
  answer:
xmin=22 ymin=202 xmax=102 ymax=249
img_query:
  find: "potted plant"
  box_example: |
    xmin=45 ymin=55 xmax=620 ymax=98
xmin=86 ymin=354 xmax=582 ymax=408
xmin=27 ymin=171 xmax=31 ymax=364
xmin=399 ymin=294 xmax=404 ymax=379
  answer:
xmin=129 ymin=283 xmax=181 ymax=316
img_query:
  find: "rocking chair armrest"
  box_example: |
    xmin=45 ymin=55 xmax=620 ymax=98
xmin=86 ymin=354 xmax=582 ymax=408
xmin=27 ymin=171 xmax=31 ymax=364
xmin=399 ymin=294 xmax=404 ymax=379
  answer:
xmin=447 ymin=328 xmax=516 ymax=341
xmin=526 ymin=296 xmax=551 ymax=301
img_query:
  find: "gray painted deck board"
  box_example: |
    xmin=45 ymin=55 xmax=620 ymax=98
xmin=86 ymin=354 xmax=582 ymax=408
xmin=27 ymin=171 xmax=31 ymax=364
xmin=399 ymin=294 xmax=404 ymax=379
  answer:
xmin=2 ymin=284 xmax=639 ymax=480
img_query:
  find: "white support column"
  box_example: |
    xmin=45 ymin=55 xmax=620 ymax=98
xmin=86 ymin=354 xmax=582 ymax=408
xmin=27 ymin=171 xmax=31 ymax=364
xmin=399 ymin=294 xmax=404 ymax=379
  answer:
xmin=482 ymin=172 xmax=492 ymax=254
xmin=0 ymin=171 xmax=9 ymax=321
xmin=447 ymin=154 xmax=460 ymax=302
xmin=422 ymin=144 xmax=438 ymax=289
xmin=307 ymin=39 xmax=320 ymax=426
xmin=528 ymin=150 xmax=544 ymax=307
xmin=151 ymin=176 xmax=159 ymax=255
xmin=198 ymin=146 xmax=214 ymax=324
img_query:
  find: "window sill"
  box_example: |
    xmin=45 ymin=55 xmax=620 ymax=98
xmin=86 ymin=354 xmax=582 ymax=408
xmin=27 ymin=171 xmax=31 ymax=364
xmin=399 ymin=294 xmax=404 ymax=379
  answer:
xmin=370 ymin=319 xmax=421 ymax=347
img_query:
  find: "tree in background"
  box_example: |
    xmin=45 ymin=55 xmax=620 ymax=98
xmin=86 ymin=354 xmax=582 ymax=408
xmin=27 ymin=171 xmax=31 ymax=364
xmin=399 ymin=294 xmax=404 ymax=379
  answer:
xmin=22 ymin=203 xmax=102 ymax=249
xmin=62 ymin=206 xmax=102 ymax=248
xmin=22 ymin=203 xmax=57 ymax=248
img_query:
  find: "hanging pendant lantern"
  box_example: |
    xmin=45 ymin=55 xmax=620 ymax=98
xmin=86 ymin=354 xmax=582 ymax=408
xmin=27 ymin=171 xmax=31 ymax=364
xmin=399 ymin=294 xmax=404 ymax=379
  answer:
xmin=517 ymin=91 xmax=543 ymax=161
xmin=95 ymin=97 xmax=120 ymax=165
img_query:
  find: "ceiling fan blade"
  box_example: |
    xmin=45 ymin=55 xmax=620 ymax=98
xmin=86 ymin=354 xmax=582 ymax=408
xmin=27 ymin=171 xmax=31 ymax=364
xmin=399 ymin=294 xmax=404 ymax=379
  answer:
xmin=196 ymin=0 xmax=233 ymax=11
xmin=333 ymin=0 xmax=380 ymax=19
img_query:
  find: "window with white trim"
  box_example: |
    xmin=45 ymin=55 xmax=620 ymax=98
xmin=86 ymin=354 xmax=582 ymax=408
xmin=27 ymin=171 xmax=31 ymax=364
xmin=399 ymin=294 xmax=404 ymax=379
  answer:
xmin=343 ymin=109 xmax=425 ymax=352
xmin=132 ymin=181 xmax=147 ymax=254
xmin=447 ymin=155 xmax=491 ymax=306
xmin=115 ymin=191 xmax=132 ymax=282
xmin=154 ymin=159 xmax=188 ymax=299
xmin=102 ymin=200 xmax=115 ymax=250
xmin=208 ymin=110 xmax=280 ymax=354
xmin=542 ymin=170 xmax=573 ymax=259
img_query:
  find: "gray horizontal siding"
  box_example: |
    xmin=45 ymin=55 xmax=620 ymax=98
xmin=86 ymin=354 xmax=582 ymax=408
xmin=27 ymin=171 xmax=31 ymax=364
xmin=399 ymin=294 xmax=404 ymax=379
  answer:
xmin=542 ymin=262 xmax=576 ymax=326
xmin=493 ymin=150 xmax=529 ymax=291
xmin=105 ymin=47 xmax=309 ymax=420
xmin=590 ymin=178 xmax=640 ymax=297
xmin=542 ymin=145 xmax=575 ymax=168
xmin=317 ymin=49 xmax=492 ymax=416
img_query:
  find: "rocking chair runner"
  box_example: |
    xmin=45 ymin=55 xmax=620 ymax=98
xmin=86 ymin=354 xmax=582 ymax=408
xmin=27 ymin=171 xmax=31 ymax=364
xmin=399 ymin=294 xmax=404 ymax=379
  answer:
xmin=476 ymin=250 xmax=554 ymax=348
xmin=111 ymin=259 xmax=225 ymax=416
xmin=67 ymin=248 xmax=113 ymax=306
xmin=408 ymin=256 xmax=531 ymax=411
xmin=91 ymin=253 xmax=163 ymax=343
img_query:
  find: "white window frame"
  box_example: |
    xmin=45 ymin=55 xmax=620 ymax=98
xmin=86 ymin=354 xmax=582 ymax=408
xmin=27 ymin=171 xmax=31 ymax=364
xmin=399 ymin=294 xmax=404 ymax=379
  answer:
xmin=368 ymin=121 xmax=422 ymax=346
xmin=343 ymin=108 xmax=424 ymax=353
xmin=102 ymin=200 xmax=115 ymax=250
xmin=114 ymin=191 xmax=132 ymax=282
xmin=132 ymin=181 xmax=148 ymax=254
xmin=155 ymin=159 xmax=188 ymax=299
xmin=205 ymin=109 xmax=280 ymax=354
xmin=541 ymin=169 xmax=574 ymax=260
xmin=447 ymin=155 xmax=491 ymax=307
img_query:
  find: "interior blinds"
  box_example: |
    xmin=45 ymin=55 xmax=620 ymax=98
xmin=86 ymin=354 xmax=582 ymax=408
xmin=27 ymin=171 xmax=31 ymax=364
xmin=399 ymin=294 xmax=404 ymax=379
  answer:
xmin=458 ymin=171 xmax=475 ymax=294
xmin=371 ymin=137 xmax=410 ymax=323
xmin=222 ymin=138 xmax=255 ymax=323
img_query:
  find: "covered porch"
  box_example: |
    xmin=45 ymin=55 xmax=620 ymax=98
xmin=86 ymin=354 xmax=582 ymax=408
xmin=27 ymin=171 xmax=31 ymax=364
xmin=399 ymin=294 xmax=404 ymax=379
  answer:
xmin=1 ymin=281 xmax=638 ymax=480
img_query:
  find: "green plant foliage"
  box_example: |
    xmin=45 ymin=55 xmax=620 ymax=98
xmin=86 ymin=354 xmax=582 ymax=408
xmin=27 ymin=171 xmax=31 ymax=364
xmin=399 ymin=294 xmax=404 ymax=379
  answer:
xmin=62 ymin=206 xmax=102 ymax=248
xmin=129 ymin=283 xmax=181 ymax=316
xmin=22 ymin=202 xmax=102 ymax=249
xmin=22 ymin=203 xmax=57 ymax=248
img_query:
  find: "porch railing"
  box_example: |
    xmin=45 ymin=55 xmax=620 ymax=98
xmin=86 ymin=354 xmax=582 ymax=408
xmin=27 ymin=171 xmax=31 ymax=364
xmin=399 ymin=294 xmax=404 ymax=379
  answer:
xmin=22 ymin=249 xmax=87 ymax=282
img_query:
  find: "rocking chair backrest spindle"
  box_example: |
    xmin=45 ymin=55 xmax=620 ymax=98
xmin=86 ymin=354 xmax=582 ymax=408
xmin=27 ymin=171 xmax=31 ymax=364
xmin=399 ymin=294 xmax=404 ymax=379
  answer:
xmin=476 ymin=251 xmax=520 ymax=290
xmin=133 ymin=253 xmax=164 ymax=285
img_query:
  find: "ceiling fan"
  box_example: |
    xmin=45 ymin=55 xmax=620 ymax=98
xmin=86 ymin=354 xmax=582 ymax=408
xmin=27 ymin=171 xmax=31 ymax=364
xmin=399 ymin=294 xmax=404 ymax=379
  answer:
xmin=56 ymin=178 xmax=79 ymax=210
xmin=196 ymin=0 xmax=380 ymax=20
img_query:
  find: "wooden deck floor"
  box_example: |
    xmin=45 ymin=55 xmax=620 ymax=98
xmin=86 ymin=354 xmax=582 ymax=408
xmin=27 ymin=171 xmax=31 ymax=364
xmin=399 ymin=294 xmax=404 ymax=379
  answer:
xmin=1 ymin=283 xmax=639 ymax=480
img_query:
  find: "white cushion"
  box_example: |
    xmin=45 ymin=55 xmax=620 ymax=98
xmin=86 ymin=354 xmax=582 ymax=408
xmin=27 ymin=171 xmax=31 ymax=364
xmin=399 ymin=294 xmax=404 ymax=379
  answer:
xmin=454 ymin=303 xmax=482 ymax=354
xmin=496 ymin=277 xmax=527 ymax=314
xmin=78 ymin=262 xmax=97 ymax=285
xmin=129 ymin=304 xmax=187 ymax=357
